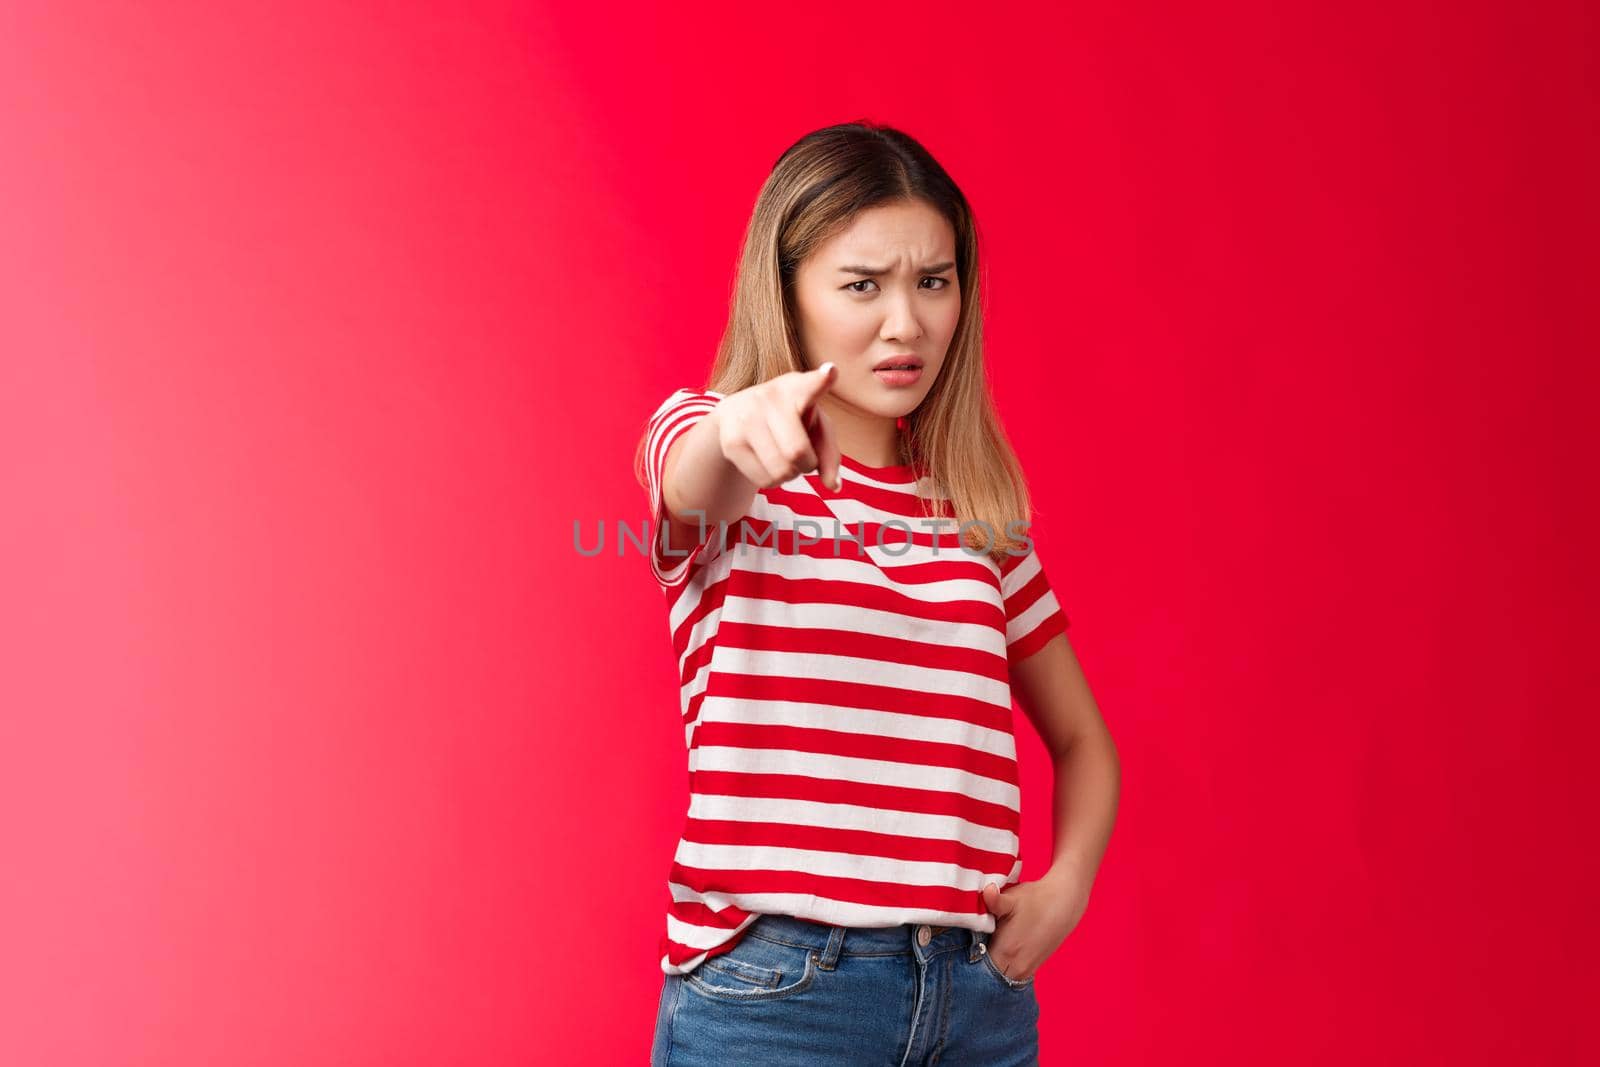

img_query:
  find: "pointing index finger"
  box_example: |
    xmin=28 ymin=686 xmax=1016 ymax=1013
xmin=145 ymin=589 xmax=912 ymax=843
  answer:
xmin=795 ymin=361 xmax=837 ymax=414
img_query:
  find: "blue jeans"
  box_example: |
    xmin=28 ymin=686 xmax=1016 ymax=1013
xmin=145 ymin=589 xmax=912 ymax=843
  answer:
xmin=650 ymin=913 xmax=1040 ymax=1066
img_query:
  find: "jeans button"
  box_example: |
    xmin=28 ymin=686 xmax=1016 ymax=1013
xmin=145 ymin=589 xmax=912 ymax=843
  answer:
xmin=916 ymin=924 xmax=931 ymax=946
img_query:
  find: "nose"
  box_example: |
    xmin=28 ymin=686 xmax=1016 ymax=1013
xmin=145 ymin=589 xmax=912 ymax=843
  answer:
xmin=880 ymin=290 xmax=924 ymax=345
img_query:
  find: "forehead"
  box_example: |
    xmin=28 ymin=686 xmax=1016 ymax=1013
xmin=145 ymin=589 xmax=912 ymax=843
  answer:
xmin=821 ymin=200 xmax=955 ymax=261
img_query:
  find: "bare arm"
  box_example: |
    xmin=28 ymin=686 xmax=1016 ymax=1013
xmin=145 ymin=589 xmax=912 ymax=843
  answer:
xmin=658 ymin=409 xmax=760 ymax=553
xmin=978 ymin=631 xmax=1120 ymax=980
xmin=1010 ymin=631 xmax=1120 ymax=893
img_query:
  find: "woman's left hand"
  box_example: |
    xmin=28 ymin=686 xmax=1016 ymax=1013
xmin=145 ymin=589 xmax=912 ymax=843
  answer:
xmin=980 ymin=866 xmax=1090 ymax=983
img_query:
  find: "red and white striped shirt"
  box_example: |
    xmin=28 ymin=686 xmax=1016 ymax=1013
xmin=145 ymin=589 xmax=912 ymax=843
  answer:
xmin=643 ymin=387 xmax=1070 ymax=976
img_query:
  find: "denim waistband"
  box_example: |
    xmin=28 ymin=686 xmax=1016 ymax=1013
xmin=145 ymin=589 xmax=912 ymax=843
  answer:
xmin=744 ymin=911 xmax=990 ymax=955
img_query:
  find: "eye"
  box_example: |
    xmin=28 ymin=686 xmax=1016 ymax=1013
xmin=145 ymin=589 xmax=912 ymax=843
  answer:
xmin=842 ymin=277 xmax=952 ymax=294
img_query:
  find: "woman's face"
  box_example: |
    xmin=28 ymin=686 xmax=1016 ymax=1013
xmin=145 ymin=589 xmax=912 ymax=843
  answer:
xmin=790 ymin=198 xmax=961 ymax=425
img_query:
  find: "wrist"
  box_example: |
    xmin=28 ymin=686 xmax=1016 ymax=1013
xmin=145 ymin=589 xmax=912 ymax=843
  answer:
xmin=1044 ymin=851 xmax=1092 ymax=889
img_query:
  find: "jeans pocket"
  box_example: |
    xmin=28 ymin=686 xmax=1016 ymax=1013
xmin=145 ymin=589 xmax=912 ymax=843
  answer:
xmin=979 ymin=946 xmax=1035 ymax=991
xmin=684 ymin=934 xmax=818 ymax=1003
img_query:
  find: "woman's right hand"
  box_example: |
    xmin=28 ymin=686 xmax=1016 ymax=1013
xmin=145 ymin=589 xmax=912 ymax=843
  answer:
xmin=714 ymin=362 xmax=843 ymax=492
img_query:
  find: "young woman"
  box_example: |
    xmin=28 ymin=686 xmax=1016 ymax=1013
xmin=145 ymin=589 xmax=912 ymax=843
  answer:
xmin=637 ymin=121 xmax=1120 ymax=1066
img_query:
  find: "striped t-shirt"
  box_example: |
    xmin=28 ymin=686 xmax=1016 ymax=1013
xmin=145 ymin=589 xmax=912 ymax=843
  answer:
xmin=642 ymin=387 xmax=1070 ymax=976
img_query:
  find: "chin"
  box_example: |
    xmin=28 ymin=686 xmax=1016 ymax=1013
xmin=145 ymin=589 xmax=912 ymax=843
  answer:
xmin=849 ymin=394 xmax=921 ymax=420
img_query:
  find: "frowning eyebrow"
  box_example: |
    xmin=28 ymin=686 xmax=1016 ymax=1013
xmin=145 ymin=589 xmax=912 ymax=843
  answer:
xmin=837 ymin=261 xmax=955 ymax=276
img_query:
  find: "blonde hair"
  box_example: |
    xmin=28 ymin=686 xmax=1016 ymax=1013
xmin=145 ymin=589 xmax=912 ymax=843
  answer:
xmin=637 ymin=120 xmax=1037 ymax=561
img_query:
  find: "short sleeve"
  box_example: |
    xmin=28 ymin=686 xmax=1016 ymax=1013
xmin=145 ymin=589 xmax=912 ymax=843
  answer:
xmin=643 ymin=388 xmax=727 ymax=590
xmin=998 ymin=537 xmax=1071 ymax=665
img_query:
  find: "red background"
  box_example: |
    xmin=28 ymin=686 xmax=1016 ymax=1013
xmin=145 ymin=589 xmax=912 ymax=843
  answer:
xmin=2 ymin=1 xmax=1596 ymax=1063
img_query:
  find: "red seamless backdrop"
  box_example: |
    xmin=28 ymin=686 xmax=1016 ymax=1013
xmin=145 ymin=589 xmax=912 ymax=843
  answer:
xmin=1 ymin=1 xmax=1596 ymax=1064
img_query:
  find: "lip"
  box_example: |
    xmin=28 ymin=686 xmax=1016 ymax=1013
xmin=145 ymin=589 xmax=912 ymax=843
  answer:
xmin=873 ymin=365 xmax=923 ymax=387
xmin=871 ymin=354 xmax=924 ymax=371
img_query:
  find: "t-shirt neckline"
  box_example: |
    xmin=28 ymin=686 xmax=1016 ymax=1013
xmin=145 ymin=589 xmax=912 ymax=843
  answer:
xmin=838 ymin=452 xmax=918 ymax=481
